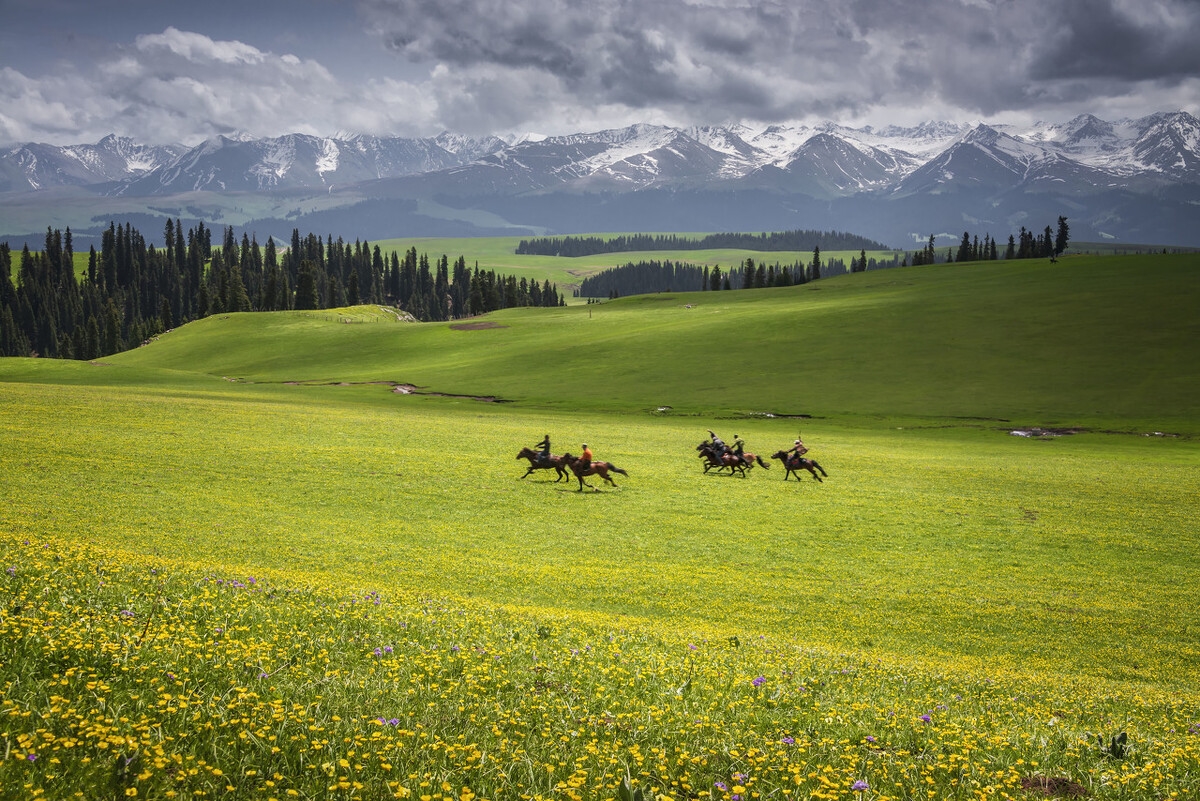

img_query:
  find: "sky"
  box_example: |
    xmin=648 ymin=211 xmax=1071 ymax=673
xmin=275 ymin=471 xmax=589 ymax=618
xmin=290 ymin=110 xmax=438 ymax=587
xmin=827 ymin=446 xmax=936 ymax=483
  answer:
xmin=2 ymin=0 xmax=1199 ymax=146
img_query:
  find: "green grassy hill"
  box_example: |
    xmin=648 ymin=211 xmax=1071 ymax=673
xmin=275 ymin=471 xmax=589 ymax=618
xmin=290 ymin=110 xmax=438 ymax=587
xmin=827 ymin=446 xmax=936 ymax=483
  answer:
xmin=98 ymin=253 xmax=1200 ymax=431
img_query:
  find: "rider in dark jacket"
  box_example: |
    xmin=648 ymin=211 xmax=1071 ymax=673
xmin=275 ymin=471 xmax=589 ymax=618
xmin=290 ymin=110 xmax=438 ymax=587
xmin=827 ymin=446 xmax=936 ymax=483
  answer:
xmin=708 ymin=429 xmax=729 ymax=462
xmin=534 ymin=434 xmax=551 ymax=464
xmin=785 ymin=438 xmax=808 ymax=465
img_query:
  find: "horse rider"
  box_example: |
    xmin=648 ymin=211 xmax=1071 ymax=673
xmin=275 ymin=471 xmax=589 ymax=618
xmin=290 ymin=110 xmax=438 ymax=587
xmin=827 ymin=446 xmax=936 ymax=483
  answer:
xmin=732 ymin=433 xmax=747 ymax=465
xmin=534 ymin=434 xmax=551 ymax=464
xmin=580 ymin=443 xmax=593 ymax=469
xmin=785 ymin=438 xmax=808 ymax=466
xmin=708 ymin=429 xmax=729 ymax=462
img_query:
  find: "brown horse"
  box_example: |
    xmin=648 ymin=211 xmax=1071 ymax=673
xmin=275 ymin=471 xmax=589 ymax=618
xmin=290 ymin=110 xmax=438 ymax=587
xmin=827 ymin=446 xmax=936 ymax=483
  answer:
xmin=517 ymin=447 xmax=570 ymax=481
xmin=696 ymin=441 xmax=769 ymax=477
xmin=770 ymin=450 xmax=828 ymax=482
xmin=560 ymin=452 xmax=628 ymax=491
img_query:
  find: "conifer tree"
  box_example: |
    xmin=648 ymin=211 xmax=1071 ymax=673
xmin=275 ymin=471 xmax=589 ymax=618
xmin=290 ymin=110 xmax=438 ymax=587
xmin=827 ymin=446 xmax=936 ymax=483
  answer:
xmin=1055 ymin=216 xmax=1070 ymax=258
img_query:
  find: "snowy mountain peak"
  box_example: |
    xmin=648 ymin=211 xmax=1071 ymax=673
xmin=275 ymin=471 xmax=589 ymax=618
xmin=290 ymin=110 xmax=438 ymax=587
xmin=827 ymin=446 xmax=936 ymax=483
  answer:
xmin=2 ymin=113 xmax=1197 ymax=201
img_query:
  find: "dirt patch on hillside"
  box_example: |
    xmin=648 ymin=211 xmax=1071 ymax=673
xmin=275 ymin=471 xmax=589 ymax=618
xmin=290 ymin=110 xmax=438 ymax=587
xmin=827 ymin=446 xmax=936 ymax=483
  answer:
xmin=1019 ymin=775 xmax=1088 ymax=797
xmin=449 ymin=321 xmax=507 ymax=331
xmin=391 ymin=383 xmax=510 ymax=403
xmin=1009 ymin=427 xmax=1083 ymax=438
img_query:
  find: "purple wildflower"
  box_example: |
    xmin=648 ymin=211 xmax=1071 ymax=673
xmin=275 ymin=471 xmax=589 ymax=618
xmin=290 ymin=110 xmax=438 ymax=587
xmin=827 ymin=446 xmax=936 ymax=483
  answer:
xmin=26 ymin=754 xmax=37 ymax=762
xmin=866 ymin=735 xmax=877 ymax=743
xmin=752 ymin=675 xmax=766 ymax=687
xmin=714 ymin=781 xmax=727 ymax=791
xmin=383 ymin=645 xmax=393 ymax=654
xmin=5 ymin=566 xmax=15 ymax=575
xmin=781 ymin=736 xmax=795 ymax=745
xmin=919 ymin=714 xmax=931 ymax=723
xmin=852 ymin=779 xmax=869 ymax=791
xmin=373 ymin=647 xmax=382 ymax=657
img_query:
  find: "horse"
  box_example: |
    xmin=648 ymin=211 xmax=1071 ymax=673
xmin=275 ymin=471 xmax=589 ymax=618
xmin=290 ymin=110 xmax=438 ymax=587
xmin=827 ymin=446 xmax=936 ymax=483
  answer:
xmin=560 ymin=452 xmax=628 ymax=491
xmin=696 ymin=441 xmax=769 ymax=477
xmin=516 ymin=447 xmax=570 ymax=482
xmin=770 ymin=450 xmax=828 ymax=482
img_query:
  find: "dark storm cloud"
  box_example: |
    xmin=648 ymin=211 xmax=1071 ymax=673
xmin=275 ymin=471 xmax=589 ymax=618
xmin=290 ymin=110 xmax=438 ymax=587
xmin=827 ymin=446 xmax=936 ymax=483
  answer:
xmin=362 ymin=0 xmax=1200 ymax=129
xmin=1031 ymin=0 xmax=1200 ymax=82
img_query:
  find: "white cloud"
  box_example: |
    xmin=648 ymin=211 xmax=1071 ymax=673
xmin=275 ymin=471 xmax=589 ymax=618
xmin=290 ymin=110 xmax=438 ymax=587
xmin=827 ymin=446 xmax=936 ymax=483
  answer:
xmin=0 ymin=28 xmax=452 ymax=145
xmin=135 ymin=27 xmax=268 ymax=66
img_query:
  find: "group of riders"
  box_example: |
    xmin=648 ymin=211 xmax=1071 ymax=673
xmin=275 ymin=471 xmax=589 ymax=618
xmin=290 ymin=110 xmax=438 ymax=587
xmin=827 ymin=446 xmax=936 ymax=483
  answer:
xmin=705 ymin=429 xmax=806 ymax=466
xmin=520 ymin=429 xmax=823 ymax=488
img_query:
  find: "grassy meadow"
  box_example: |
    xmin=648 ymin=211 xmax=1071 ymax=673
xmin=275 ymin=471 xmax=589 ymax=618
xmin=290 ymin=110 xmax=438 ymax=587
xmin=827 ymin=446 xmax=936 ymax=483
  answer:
xmin=2 ymin=253 xmax=1199 ymax=800
xmin=371 ymin=235 xmax=899 ymax=294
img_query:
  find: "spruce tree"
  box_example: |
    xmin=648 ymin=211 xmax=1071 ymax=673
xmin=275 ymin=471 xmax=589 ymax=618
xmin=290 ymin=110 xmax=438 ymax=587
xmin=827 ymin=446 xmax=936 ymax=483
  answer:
xmin=1055 ymin=216 xmax=1070 ymax=257
xmin=295 ymin=260 xmax=320 ymax=311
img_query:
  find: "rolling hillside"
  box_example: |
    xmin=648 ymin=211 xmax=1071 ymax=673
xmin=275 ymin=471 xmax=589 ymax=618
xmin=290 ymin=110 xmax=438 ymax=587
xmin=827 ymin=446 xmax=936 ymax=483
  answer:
xmin=96 ymin=253 xmax=1200 ymax=432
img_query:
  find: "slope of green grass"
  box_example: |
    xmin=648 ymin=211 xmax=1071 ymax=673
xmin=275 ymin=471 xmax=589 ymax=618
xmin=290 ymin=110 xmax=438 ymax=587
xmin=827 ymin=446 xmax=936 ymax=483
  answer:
xmin=100 ymin=253 xmax=1200 ymax=431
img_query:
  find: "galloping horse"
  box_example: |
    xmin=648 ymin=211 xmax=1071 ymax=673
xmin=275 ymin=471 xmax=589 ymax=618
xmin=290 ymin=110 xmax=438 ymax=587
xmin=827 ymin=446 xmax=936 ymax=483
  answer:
xmin=770 ymin=450 xmax=828 ymax=482
xmin=516 ymin=447 xmax=570 ymax=481
xmin=560 ymin=452 xmax=628 ymax=492
xmin=696 ymin=441 xmax=769 ymax=477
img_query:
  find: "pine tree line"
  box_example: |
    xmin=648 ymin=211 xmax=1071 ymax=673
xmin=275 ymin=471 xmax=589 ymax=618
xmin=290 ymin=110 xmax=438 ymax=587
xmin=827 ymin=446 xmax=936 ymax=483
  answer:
xmin=909 ymin=217 xmax=1069 ymax=266
xmin=1 ymin=222 xmax=562 ymax=359
xmin=517 ymin=229 xmax=889 ymax=257
xmin=575 ymin=252 xmax=851 ymax=299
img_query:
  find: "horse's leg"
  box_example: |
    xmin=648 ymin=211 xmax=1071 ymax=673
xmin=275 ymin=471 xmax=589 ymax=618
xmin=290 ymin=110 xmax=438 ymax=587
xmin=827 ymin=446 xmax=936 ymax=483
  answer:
xmin=521 ymin=465 xmax=534 ymax=479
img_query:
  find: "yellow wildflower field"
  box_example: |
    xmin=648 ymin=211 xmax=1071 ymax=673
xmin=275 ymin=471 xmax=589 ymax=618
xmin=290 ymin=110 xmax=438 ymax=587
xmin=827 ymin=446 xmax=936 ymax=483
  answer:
xmin=2 ymin=379 xmax=1199 ymax=799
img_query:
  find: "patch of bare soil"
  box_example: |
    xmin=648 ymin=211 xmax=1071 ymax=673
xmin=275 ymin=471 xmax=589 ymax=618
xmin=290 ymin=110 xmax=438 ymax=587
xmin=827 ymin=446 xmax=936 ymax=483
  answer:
xmin=449 ymin=321 xmax=507 ymax=330
xmin=1020 ymin=775 xmax=1089 ymax=797
xmin=1009 ymin=427 xmax=1083 ymax=438
xmin=390 ymin=383 xmax=510 ymax=402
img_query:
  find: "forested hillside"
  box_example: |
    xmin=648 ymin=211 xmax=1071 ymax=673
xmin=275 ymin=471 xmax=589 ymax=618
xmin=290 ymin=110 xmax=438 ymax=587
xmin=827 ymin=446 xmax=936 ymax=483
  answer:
xmin=0 ymin=224 xmax=561 ymax=359
xmin=517 ymin=229 xmax=889 ymax=256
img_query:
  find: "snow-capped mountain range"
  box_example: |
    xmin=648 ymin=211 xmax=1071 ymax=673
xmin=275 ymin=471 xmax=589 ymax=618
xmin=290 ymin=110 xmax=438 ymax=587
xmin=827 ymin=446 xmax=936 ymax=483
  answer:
xmin=1 ymin=112 xmax=1198 ymax=247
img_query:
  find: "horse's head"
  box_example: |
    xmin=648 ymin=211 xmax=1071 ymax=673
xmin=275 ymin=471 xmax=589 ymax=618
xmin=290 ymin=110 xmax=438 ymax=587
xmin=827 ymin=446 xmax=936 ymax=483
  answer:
xmin=517 ymin=447 xmax=533 ymax=459
xmin=771 ymin=450 xmax=787 ymax=461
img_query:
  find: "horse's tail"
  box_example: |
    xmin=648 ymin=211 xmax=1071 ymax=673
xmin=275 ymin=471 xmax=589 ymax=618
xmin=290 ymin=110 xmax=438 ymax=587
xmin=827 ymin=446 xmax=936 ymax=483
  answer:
xmin=756 ymin=455 xmax=770 ymax=469
xmin=813 ymin=460 xmax=828 ymax=477
xmin=608 ymin=463 xmax=628 ymax=476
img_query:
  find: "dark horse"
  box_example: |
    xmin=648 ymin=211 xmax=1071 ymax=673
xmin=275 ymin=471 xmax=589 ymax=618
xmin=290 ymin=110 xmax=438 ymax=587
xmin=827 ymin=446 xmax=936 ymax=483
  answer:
xmin=560 ymin=452 xmax=628 ymax=491
xmin=696 ymin=441 xmax=769 ymax=477
xmin=770 ymin=450 xmax=828 ymax=482
xmin=516 ymin=447 xmax=570 ymax=481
